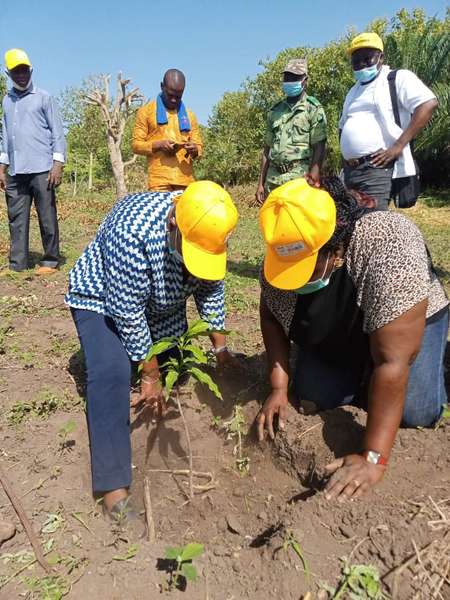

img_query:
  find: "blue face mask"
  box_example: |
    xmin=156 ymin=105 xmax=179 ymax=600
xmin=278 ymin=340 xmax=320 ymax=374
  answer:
xmin=282 ymin=81 xmax=303 ymax=97
xmin=294 ymin=254 xmax=331 ymax=295
xmin=353 ymin=63 xmax=379 ymax=83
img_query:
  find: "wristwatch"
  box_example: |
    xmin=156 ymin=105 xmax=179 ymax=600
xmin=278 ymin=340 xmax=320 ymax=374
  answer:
xmin=362 ymin=450 xmax=388 ymax=466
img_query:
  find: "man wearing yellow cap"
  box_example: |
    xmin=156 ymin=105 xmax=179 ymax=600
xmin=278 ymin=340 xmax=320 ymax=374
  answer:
xmin=339 ymin=33 xmax=437 ymax=209
xmin=257 ymin=177 xmax=448 ymax=501
xmin=0 ymin=49 xmax=66 ymax=273
xmin=65 ymin=181 xmax=238 ymax=523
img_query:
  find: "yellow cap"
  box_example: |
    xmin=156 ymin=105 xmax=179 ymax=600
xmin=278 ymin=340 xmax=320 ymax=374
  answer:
xmin=5 ymin=48 xmax=32 ymax=71
xmin=175 ymin=180 xmax=239 ymax=280
xmin=259 ymin=178 xmax=336 ymax=290
xmin=348 ymin=32 xmax=384 ymax=55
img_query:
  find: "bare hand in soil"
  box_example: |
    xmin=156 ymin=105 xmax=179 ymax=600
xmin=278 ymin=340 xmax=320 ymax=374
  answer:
xmin=256 ymin=389 xmax=288 ymax=441
xmin=131 ymin=380 xmax=166 ymax=419
xmin=216 ymin=349 xmax=245 ymax=370
xmin=324 ymin=454 xmax=386 ymax=502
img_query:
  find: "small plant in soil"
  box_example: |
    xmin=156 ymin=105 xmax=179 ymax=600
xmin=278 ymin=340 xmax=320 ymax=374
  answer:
xmin=22 ymin=574 xmax=70 ymax=600
xmin=282 ymin=530 xmax=310 ymax=580
xmin=323 ymin=562 xmax=388 ymax=599
xmin=223 ymin=405 xmax=250 ymax=474
xmin=57 ymin=419 xmax=76 ymax=453
xmin=143 ymin=319 xmax=223 ymax=498
xmin=7 ymin=389 xmax=70 ymax=425
xmin=163 ymin=542 xmax=204 ymax=591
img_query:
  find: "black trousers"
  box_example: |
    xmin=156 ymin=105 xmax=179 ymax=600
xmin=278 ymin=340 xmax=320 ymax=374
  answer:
xmin=343 ymin=162 xmax=394 ymax=210
xmin=5 ymin=172 xmax=60 ymax=271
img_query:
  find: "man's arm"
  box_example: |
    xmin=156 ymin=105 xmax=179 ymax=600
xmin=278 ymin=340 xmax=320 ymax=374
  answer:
xmin=184 ymin=112 xmax=203 ymax=159
xmin=325 ymin=300 xmax=427 ymax=500
xmin=306 ymin=140 xmax=326 ymax=188
xmin=305 ymin=104 xmax=327 ymax=187
xmin=256 ymin=295 xmax=291 ymax=440
xmin=371 ymin=98 xmax=438 ymax=167
xmin=0 ymin=112 xmax=10 ymax=192
xmin=255 ymin=146 xmax=270 ymax=205
xmin=43 ymin=96 xmax=66 ymax=187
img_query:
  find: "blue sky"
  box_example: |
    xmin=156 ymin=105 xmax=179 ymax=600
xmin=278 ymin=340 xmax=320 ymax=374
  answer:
xmin=0 ymin=0 xmax=447 ymax=124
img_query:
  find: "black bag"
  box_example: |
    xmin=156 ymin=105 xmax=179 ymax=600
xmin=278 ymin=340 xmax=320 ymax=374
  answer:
xmin=387 ymin=70 xmax=420 ymax=208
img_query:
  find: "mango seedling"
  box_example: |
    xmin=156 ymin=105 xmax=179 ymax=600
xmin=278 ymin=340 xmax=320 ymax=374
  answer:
xmin=143 ymin=319 xmax=223 ymax=498
xmin=164 ymin=542 xmax=204 ymax=591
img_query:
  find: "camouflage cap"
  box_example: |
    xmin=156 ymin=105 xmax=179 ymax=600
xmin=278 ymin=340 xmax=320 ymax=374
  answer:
xmin=283 ymin=58 xmax=308 ymax=76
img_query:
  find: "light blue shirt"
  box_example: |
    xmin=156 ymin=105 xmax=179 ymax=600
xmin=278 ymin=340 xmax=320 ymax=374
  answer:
xmin=0 ymin=84 xmax=66 ymax=176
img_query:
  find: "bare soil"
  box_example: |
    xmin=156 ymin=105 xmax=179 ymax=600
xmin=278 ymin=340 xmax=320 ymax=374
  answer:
xmin=0 ymin=267 xmax=449 ymax=600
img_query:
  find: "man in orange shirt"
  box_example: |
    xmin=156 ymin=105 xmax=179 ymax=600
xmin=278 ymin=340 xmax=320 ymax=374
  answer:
xmin=132 ymin=69 xmax=203 ymax=191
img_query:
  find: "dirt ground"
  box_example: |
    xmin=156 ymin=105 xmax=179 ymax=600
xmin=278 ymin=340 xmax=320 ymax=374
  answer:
xmin=0 ymin=195 xmax=449 ymax=600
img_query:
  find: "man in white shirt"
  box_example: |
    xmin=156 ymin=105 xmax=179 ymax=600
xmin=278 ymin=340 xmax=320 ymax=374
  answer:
xmin=339 ymin=32 xmax=437 ymax=209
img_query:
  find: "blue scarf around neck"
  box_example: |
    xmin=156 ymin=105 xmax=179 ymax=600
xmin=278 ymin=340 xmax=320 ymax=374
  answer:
xmin=156 ymin=93 xmax=191 ymax=132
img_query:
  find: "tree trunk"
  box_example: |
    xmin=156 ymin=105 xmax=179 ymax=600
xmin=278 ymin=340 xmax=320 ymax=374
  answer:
xmin=107 ymin=135 xmax=127 ymax=198
xmin=88 ymin=151 xmax=94 ymax=191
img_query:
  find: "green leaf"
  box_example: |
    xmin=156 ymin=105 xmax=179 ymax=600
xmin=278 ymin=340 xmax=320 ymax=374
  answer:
xmin=145 ymin=338 xmax=177 ymax=361
xmin=186 ymin=320 xmax=211 ymax=338
xmin=165 ymin=370 xmax=178 ymax=395
xmin=181 ymin=562 xmax=198 ymax=582
xmin=58 ymin=419 xmax=76 ymax=436
xmin=180 ymin=542 xmax=204 ymax=561
xmin=189 ymin=367 xmax=222 ymax=400
xmin=112 ymin=544 xmax=139 ymax=561
xmin=184 ymin=343 xmax=208 ymax=364
xmin=165 ymin=547 xmax=183 ymax=561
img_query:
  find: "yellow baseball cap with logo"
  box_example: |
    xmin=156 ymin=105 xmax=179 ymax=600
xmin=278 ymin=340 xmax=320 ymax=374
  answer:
xmin=5 ymin=48 xmax=32 ymax=71
xmin=259 ymin=178 xmax=336 ymax=290
xmin=348 ymin=32 xmax=384 ymax=55
xmin=175 ymin=180 xmax=239 ymax=280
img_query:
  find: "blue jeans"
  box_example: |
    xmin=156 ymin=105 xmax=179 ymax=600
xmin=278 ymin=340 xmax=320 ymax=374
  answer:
xmin=293 ymin=308 xmax=449 ymax=427
xmin=72 ymin=308 xmax=132 ymax=493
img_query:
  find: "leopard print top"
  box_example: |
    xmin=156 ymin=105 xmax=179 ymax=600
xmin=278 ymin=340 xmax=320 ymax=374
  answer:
xmin=260 ymin=211 xmax=449 ymax=335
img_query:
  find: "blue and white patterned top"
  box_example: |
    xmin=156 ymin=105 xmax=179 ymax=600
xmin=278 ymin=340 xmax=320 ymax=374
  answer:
xmin=65 ymin=191 xmax=225 ymax=361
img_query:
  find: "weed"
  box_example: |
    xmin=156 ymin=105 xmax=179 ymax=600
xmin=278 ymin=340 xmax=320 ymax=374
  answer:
xmin=1 ymin=549 xmax=35 ymax=565
xmin=223 ymin=406 xmax=250 ymax=474
xmin=0 ymin=322 xmax=14 ymax=354
xmin=112 ymin=544 xmax=139 ymax=561
xmin=434 ymin=404 xmax=450 ymax=430
xmin=164 ymin=542 xmax=204 ymax=591
xmin=144 ymin=319 xmax=223 ymax=498
xmin=0 ymin=294 xmax=38 ymax=317
xmin=7 ymin=389 xmax=79 ymax=425
xmin=283 ymin=530 xmax=310 ymax=580
xmin=22 ymin=574 xmax=70 ymax=600
xmin=323 ymin=561 xmax=388 ymax=599
xmin=210 ymin=415 xmax=222 ymax=429
xmin=41 ymin=510 xmax=65 ymax=534
xmin=58 ymin=419 xmax=76 ymax=453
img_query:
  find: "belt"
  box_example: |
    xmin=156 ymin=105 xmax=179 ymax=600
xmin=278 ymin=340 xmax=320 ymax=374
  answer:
xmin=344 ymin=154 xmax=375 ymax=168
xmin=273 ymin=159 xmax=306 ymax=174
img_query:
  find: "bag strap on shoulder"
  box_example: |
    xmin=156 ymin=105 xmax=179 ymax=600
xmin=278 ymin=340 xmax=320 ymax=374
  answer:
xmin=387 ymin=69 xmax=401 ymax=127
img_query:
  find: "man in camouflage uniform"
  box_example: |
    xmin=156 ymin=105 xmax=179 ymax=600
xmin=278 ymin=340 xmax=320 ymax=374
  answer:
xmin=255 ymin=58 xmax=327 ymax=204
